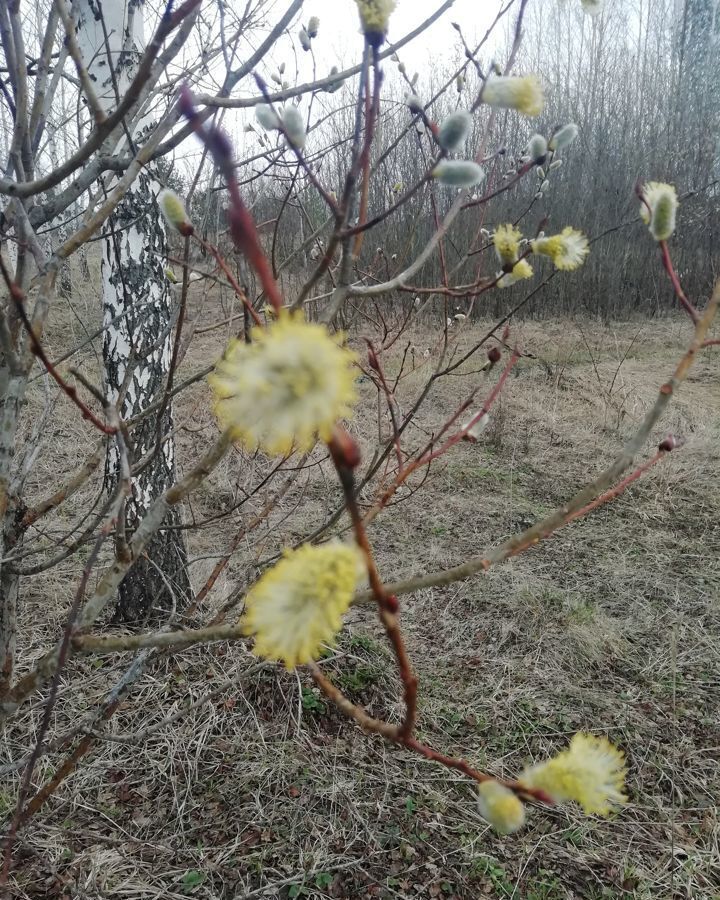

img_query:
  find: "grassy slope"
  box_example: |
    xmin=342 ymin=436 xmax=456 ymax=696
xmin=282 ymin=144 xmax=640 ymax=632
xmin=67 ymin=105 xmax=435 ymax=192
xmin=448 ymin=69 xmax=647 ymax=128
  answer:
xmin=5 ymin=299 xmax=719 ymax=899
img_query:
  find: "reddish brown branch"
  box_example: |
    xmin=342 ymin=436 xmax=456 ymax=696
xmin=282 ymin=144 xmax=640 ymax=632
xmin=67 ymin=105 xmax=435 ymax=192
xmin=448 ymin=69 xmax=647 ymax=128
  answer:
xmin=366 ymin=341 xmax=404 ymax=472
xmin=659 ymin=240 xmax=699 ymax=322
xmin=563 ymin=444 xmax=674 ymax=527
xmin=193 ymin=234 xmax=264 ymax=327
xmin=179 ymin=86 xmax=285 ymax=315
xmin=328 ymin=431 xmax=418 ymax=739
xmin=370 ymin=349 xmax=520 ymax=518
xmin=308 ymin=665 xmax=552 ymax=805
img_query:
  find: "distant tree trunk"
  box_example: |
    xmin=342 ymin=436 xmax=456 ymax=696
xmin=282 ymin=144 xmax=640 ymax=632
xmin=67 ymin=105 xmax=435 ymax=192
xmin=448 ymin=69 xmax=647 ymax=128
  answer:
xmin=0 ymin=363 xmax=24 ymax=698
xmin=0 ymin=236 xmax=24 ymax=697
xmin=76 ymin=0 xmax=190 ymax=623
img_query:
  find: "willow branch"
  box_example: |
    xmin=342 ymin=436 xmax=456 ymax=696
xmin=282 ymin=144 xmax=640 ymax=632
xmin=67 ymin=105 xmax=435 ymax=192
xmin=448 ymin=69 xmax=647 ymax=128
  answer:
xmin=1 ymin=430 xmax=233 ymax=717
xmin=354 ymin=282 xmax=719 ymax=602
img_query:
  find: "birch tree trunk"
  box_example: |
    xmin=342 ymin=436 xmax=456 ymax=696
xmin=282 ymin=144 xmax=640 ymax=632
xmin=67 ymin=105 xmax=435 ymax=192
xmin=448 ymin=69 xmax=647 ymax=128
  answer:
xmin=76 ymin=0 xmax=190 ymax=623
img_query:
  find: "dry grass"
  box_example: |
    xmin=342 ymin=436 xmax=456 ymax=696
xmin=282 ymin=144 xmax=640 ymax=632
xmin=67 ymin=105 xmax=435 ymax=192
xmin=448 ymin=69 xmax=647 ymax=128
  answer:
xmin=3 ymin=280 xmax=719 ymax=899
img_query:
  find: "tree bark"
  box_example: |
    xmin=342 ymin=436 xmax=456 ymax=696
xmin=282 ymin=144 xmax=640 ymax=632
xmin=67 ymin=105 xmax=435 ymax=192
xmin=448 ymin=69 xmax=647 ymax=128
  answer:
xmin=76 ymin=0 xmax=190 ymax=623
xmin=102 ymin=170 xmax=191 ymax=623
xmin=0 ymin=360 xmax=25 ymax=698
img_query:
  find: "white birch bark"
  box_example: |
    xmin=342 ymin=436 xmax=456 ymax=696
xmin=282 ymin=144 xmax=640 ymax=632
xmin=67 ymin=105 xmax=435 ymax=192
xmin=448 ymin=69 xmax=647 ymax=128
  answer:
xmin=75 ymin=0 xmax=190 ymax=622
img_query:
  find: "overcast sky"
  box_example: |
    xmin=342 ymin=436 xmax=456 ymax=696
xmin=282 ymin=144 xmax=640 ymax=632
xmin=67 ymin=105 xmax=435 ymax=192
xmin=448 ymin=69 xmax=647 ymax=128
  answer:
xmin=176 ymin=1 xmax=513 ymax=170
xmin=300 ymin=0 xmax=503 ymax=71
xmin=256 ymin=0 xmax=508 ymax=95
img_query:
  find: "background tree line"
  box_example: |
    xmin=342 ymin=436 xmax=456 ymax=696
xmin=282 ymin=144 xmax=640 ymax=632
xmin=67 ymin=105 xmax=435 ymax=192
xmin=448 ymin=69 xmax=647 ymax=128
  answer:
xmin=226 ymin=0 xmax=719 ymax=322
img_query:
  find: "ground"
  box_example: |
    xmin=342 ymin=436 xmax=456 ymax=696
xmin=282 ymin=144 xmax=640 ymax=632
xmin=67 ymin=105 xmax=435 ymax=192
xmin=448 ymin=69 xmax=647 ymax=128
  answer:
xmin=3 ymin=291 xmax=719 ymax=899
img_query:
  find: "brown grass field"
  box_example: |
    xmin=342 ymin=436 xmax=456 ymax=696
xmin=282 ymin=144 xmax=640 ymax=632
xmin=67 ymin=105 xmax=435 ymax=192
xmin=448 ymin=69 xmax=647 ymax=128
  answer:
xmin=3 ymin=281 xmax=719 ymax=899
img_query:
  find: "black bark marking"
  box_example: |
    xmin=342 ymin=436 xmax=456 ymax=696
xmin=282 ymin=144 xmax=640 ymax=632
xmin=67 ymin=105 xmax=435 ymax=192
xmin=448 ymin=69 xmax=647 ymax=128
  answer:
xmin=103 ymin=171 xmax=190 ymax=624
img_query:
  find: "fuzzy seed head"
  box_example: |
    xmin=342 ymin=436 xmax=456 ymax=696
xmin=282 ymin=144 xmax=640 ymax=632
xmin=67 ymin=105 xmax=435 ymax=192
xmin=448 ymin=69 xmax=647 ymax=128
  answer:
xmin=549 ymin=122 xmax=579 ymax=151
xmin=640 ymin=182 xmax=678 ymax=241
xmin=532 ymin=226 xmax=589 ymax=270
xmin=158 ymin=189 xmax=192 ymax=234
xmin=461 ymin=412 xmax=490 ymax=442
xmin=299 ymin=27 xmax=311 ymax=51
xmin=482 ymin=75 xmax=544 ymax=117
xmin=438 ymin=110 xmax=472 ymax=152
xmin=493 ymin=223 xmax=522 ymax=265
xmin=209 ymin=312 xmax=357 ymax=456
xmin=497 ymin=258 xmax=534 ymax=288
xmin=242 ymin=542 xmax=366 ymax=669
xmin=405 ymin=93 xmax=423 ymax=113
xmin=281 ymin=105 xmax=306 ymax=149
xmin=520 ymin=733 xmax=627 ymax=815
xmin=432 ymin=160 xmax=486 ymax=188
xmin=256 ymin=103 xmax=280 ymax=131
xmin=477 ymin=782 xmax=526 ymax=834
xmin=354 ymin=0 xmax=396 ymax=44
xmin=528 ymin=133 xmax=548 ymax=161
